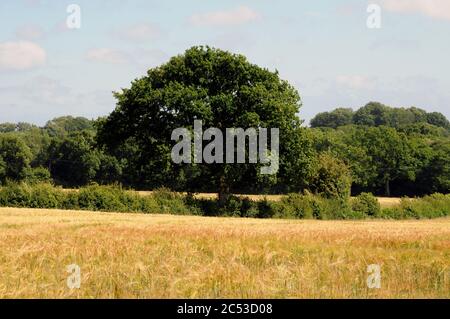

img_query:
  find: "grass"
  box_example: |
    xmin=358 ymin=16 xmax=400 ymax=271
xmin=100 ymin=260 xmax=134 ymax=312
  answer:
xmin=0 ymin=207 xmax=448 ymax=299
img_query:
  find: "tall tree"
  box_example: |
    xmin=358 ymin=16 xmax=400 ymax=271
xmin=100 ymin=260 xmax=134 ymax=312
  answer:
xmin=360 ymin=126 xmax=417 ymax=196
xmin=97 ymin=46 xmax=314 ymax=201
xmin=310 ymin=108 xmax=354 ymax=128
xmin=0 ymin=135 xmax=32 ymax=183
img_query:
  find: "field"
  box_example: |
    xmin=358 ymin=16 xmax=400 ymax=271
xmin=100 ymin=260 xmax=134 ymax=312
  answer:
xmin=0 ymin=207 xmax=448 ymax=298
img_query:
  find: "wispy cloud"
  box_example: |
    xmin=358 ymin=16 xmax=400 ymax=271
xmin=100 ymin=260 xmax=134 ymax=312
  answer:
xmin=85 ymin=48 xmax=129 ymax=64
xmin=336 ymin=75 xmax=374 ymax=90
xmin=381 ymin=0 xmax=450 ymax=21
xmin=114 ymin=23 xmax=161 ymax=42
xmin=0 ymin=41 xmax=46 ymax=70
xmin=189 ymin=6 xmax=261 ymax=26
xmin=15 ymin=24 xmax=45 ymax=40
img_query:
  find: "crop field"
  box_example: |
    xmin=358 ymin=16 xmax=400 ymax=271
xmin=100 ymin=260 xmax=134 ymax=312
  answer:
xmin=0 ymin=207 xmax=448 ymax=299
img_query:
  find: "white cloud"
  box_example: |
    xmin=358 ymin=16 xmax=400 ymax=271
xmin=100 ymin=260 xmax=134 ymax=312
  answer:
xmin=336 ymin=75 xmax=374 ymax=90
xmin=189 ymin=6 xmax=261 ymax=26
xmin=115 ymin=23 xmax=161 ymax=42
xmin=85 ymin=48 xmax=128 ymax=64
xmin=381 ymin=0 xmax=450 ymax=21
xmin=0 ymin=76 xmax=115 ymax=124
xmin=0 ymin=41 xmax=46 ymax=70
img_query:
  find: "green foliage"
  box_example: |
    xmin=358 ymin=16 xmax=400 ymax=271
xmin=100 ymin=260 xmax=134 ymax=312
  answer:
xmin=46 ymin=131 xmax=122 ymax=187
xmin=77 ymin=185 xmax=129 ymax=212
xmin=0 ymin=135 xmax=32 ymax=183
xmin=0 ymin=183 xmax=448 ymax=220
xmin=0 ymin=183 xmax=32 ymax=207
xmin=149 ymin=188 xmax=199 ymax=215
xmin=313 ymin=102 xmax=449 ymax=132
xmin=380 ymin=194 xmax=450 ymax=219
xmin=352 ymin=193 xmax=381 ymax=217
xmin=29 ymin=184 xmax=65 ymax=209
xmin=271 ymin=193 xmax=353 ymax=220
xmin=274 ymin=193 xmax=315 ymax=219
xmin=24 ymin=167 xmax=52 ymax=184
xmin=44 ymin=116 xmax=94 ymax=138
xmin=310 ymin=153 xmax=352 ymax=199
xmin=0 ymin=48 xmax=449 ymax=199
xmin=310 ymin=108 xmax=354 ymax=128
xmin=97 ymin=46 xmax=314 ymax=198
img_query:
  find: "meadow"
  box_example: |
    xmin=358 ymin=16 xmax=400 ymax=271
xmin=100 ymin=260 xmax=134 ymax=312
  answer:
xmin=0 ymin=207 xmax=448 ymax=298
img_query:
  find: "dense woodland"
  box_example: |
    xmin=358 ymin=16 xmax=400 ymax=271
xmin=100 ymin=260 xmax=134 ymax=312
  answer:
xmin=1 ymin=102 xmax=448 ymax=198
xmin=0 ymin=47 xmax=449 ymax=199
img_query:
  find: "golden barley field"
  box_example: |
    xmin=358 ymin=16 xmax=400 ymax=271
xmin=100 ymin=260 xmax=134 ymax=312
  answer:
xmin=0 ymin=207 xmax=448 ymax=299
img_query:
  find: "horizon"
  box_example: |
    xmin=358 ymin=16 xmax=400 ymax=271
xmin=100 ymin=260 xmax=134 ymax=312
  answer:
xmin=1 ymin=0 xmax=449 ymax=125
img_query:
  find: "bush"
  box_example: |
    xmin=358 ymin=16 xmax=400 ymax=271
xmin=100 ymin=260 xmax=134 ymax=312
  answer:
xmin=29 ymin=183 xmax=64 ymax=208
xmin=352 ymin=193 xmax=381 ymax=217
xmin=275 ymin=193 xmax=315 ymax=219
xmin=77 ymin=184 xmax=128 ymax=212
xmin=0 ymin=182 xmax=32 ymax=207
xmin=380 ymin=194 xmax=450 ymax=219
xmin=269 ymin=193 xmax=353 ymax=220
xmin=0 ymin=182 xmax=447 ymax=220
xmin=311 ymin=196 xmax=353 ymax=220
xmin=257 ymin=198 xmax=276 ymax=218
xmin=61 ymin=191 xmax=79 ymax=210
xmin=151 ymin=188 xmax=199 ymax=215
xmin=24 ymin=167 xmax=52 ymax=184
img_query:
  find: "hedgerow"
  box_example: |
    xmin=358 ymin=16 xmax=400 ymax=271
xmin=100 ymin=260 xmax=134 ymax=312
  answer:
xmin=0 ymin=183 xmax=448 ymax=219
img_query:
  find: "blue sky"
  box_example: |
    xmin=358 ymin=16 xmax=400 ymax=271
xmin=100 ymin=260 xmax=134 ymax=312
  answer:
xmin=0 ymin=0 xmax=449 ymax=125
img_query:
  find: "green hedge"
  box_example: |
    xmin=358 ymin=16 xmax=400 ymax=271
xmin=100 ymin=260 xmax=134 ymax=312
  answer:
xmin=0 ymin=183 xmax=448 ymax=219
xmin=379 ymin=194 xmax=450 ymax=219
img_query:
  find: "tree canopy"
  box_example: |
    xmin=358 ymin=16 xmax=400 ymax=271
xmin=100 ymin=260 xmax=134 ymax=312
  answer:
xmin=310 ymin=102 xmax=450 ymax=131
xmin=97 ymin=46 xmax=315 ymax=200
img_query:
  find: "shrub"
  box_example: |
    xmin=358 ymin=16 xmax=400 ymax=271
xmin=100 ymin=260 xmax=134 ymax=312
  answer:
xmin=0 ymin=182 xmax=447 ymax=220
xmin=0 ymin=182 xmax=32 ymax=207
xmin=151 ymin=188 xmax=198 ymax=215
xmin=29 ymin=183 xmax=64 ymax=209
xmin=257 ymin=198 xmax=276 ymax=218
xmin=275 ymin=193 xmax=315 ymax=219
xmin=352 ymin=193 xmax=381 ymax=217
xmin=240 ymin=197 xmax=259 ymax=218
xmin=77 ymin=184 xmax=127 ymax=212
xmin=218 ymin=195 xmax=244 ymax=217
xmin=24 ymin=167 xmax=52 ymax=184
xmin=380 ymin=194 xmax=450 ymax=219
xmin=313 ymin=197 xmax=353 ymax=220
xmin=61 ymin=191 xmax=79 ymax=210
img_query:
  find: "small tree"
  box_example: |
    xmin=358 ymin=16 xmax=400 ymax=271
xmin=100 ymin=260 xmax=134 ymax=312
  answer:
xmin=310 ymin=153 xmax=352 ymax=199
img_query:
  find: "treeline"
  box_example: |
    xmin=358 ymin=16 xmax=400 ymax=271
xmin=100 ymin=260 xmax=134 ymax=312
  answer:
xmin=0 ymin=46 xmax=449 ymax=199
xmin=310 ymin=102 xmax=450 ymax=130
xmin=310 ymin=102 xmax=450 ymax=196
xmin=0 ymin=103 xmax=448 ymax=198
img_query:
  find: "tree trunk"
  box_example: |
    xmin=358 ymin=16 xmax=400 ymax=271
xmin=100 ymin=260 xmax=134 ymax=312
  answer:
xmin=218 ymin=174 xmax=230 ymax=206
xmin=385 ymin=178 xmax=391 ymax=197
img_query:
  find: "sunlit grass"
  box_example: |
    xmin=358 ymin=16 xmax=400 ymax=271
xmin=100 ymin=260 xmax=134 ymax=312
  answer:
xmin=0 ymin=207 xmax=448 ymax=298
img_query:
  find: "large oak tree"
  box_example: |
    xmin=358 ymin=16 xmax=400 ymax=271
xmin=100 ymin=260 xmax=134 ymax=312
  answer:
xmin=97 ymin=46 xmax=315 ymax=201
